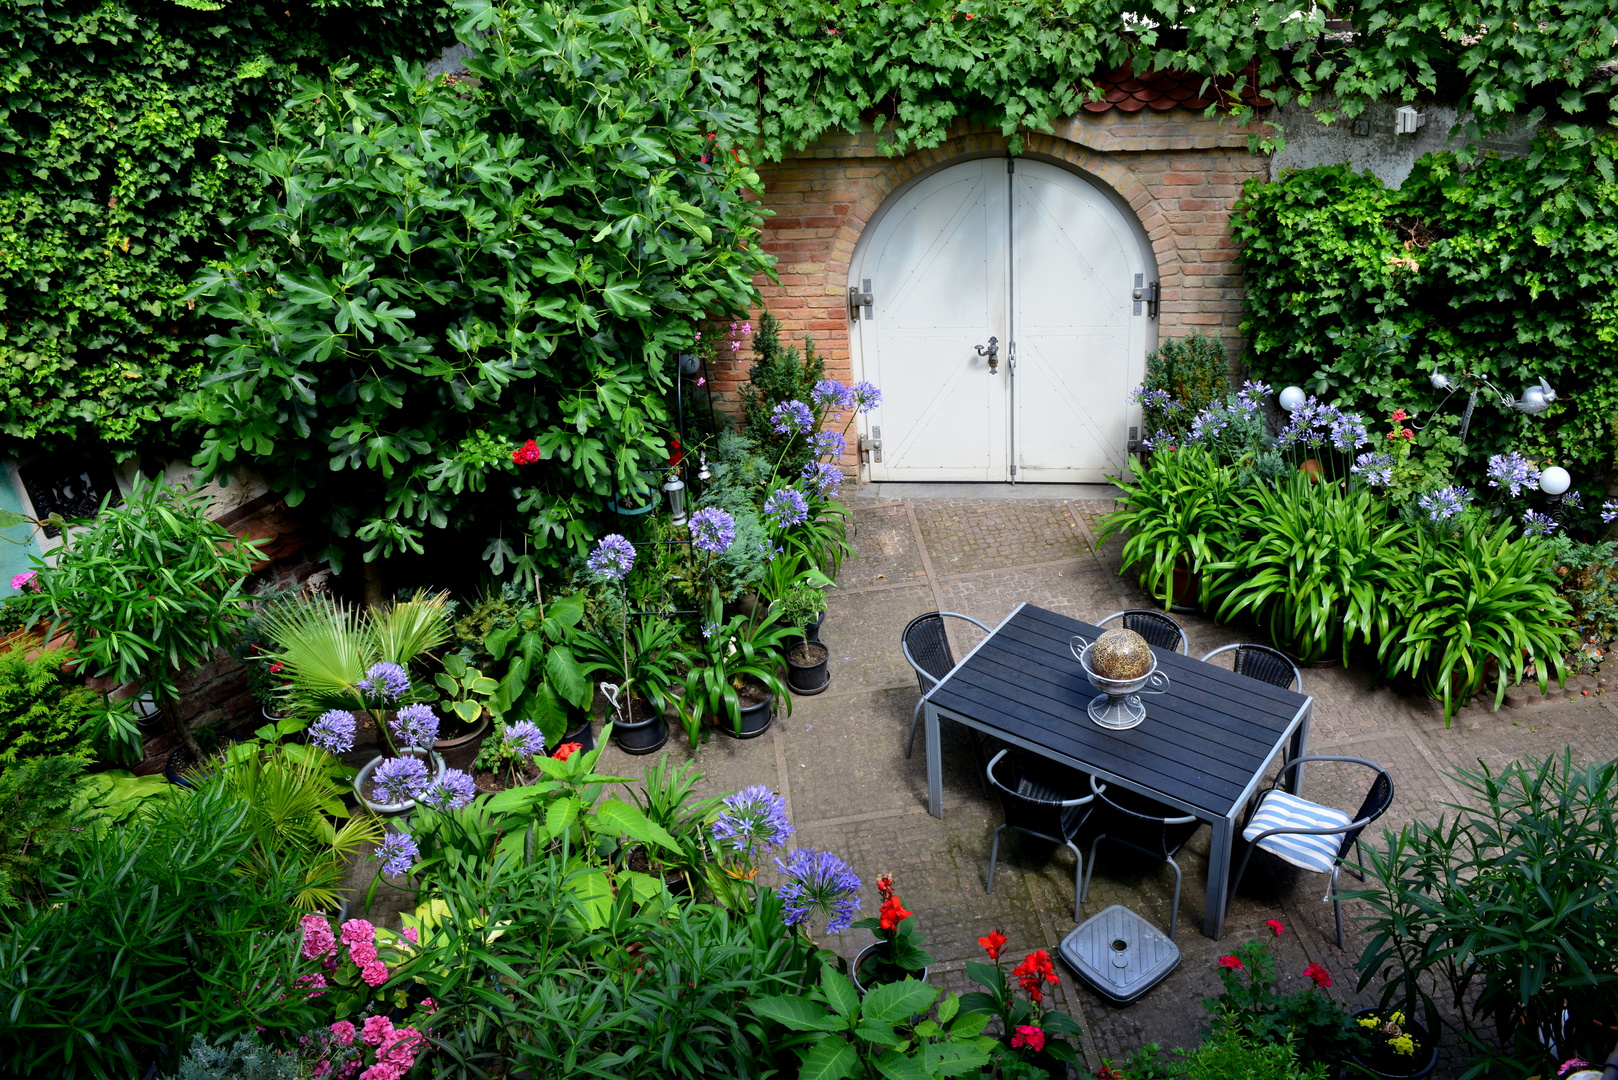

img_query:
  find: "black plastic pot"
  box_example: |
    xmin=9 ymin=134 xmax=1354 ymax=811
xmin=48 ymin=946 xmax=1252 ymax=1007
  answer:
xmin=1347 ymin=1009 xmax=1438 ymax=1078
xmin=787 ymin=641 xmax=831 ymax=695
xmin=164 ymin=735 xmax=238 ymax=789
xmin=852 ymin=942 xmax=930 ymax=995
xmin=612 ymin=698 xmax=669 ymax=755
xmin=562 ymin=712 xmax=595 ymax=753
xmin=804 ymin=609 xmax=825 ymax=643
xmin=722 ymin=682 xmax=775 ymax=739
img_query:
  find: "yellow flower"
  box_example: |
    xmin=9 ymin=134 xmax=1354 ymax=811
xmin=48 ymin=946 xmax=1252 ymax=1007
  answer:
xmin=1390 ymin=1011 xmax=1406 ymax=1026
xmin=1358 ymin=1017 xmax=1380 ymax=1029
xmin=1389 ymin=1034 xmax=1416 ymax=1056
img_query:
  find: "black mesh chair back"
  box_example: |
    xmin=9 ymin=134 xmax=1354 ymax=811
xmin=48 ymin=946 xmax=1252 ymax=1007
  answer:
xmin=1337 ymin=768 xmax=1394 ymax=860
xmin=1098 ymin=610 xmax=1187 ymax=654
xmin=1090 ymin=781 xmax=1201 ymax=859
xmin=985 ymin=750 xmax=1095 ymax=920
xmin=1200 ymin=643 xmax=1302 ymax=693
xmin=903 ymin=613 xmax=956 ymax=692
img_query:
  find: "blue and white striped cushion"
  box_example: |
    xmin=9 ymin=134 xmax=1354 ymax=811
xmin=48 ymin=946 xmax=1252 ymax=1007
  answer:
xmin=1241 ymin=790 xmax=1352 ymax=874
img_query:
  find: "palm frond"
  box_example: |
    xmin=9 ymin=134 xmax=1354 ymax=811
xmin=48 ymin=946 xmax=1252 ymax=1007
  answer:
xmin=259 ymin=595 xmax=374 ymax=710
xmin=370 ymin=589 xmax=451 ymax=665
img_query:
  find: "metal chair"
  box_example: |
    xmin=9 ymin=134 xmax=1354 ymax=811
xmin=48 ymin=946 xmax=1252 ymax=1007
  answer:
xmin=1200 ymin=643 xmax=1302 ymax=693
xmin=902 ymin=610 xmax=992 ymax=759
xmin=1080 ymin=778 xmax=1202 ymax=940
xmin=1232 ymin=756 xmax=1394 ymax=948
xmin=985 ymin=750 xmax=1097 ymax=921
xmin=1097 ymin=610 xmax=1188 ymax=654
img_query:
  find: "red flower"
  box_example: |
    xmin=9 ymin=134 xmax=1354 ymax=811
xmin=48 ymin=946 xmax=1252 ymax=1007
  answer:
xmin=511 ymin=439 xmax=542 ymax=465
xmin=552 ymin=742 xmax=583 ymax=761
xmin=1401 ymin=427 xmax=1414 ymax=440
xmin=1391 ymin=408 xmax=1408 ymax=422
xmin=269 ymin=662 xmax=284 ymax=674
xmin=1266 ymin=919 xmax=1285 ymax=937
xmin=1303 ymin=962 xmax=1332 ymax=989
xmin=878 ymin=895 xmax=912 ymax=931
xmin=1010 ymin=1025 xmax=1045 ymax=1053
xmin=1218 ymin=955 xmax=1243 ymax=970
xmin=876 ymin=873 xmax=895 ymax=901
xmin=978 ymin=930 xmax=1008 ymax=960
xmin=1097 ymin=1069 xmax=1124 ymax=1080
xmin=668 ymin=436 xmax=683 ymax=468
xmin=1013 ymin=950 xmax=1058 ymax=1000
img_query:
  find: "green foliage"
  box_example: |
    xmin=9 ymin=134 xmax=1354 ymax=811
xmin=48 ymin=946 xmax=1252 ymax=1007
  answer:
xmin=1350 ymin=753 xmax=1618 ymax=1078
xmin=1542 ymin=537 xmax=1618 ymax=655
xmin=0 ymin=0 xmax=450 ymax=451
xmin=0 ymin=783 xmax=322 ymax=1078
xmin=179 ymin=0 xmax=773 ymax=575
xmin=0 ymin=646 xmax=116 ymax=763
xmin=1104 ymin=1031 xmax=1326 ymax=1080
xmin=164 ymin=1034 xmax=303 ymax=1080
xmin=741 ymin=311 xmax=826 ymax=476
xmin=1203 ymin=929 xmax=1361 ymax=1068
xmin=1097 ymin=445 xmax=1241 ymax=610
xmin=1232 ymin=138 xmax=1618 ymax=506
xmin=679 ymin=588 xmax=793 ymax=741
xmin=1138 ymin=333 xmax=1231 ymax=442
xmin=0 ymin=754 xmax=98 ymax=908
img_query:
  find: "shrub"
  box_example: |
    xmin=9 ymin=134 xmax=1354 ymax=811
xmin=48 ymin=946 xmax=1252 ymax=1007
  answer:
xmin=0 ymin=647 xmax=106 ymax=763
xmin=0 ymin=755 xmax=99 ymax=908
xmin=1096 ymin=445 xmax=1241 ymax=610
xmin=740 ymin=311 xmax=827 ymax=477
xmin=1136 ymin=333 xmax=1232 ymax=444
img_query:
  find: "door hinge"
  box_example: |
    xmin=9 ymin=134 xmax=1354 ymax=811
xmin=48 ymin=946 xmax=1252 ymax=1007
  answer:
xmin=1007 ymin=158 xmax=1015 ymax=173
xmin=1010 ymin=464 xmax=1017 ymax=476
xmin=1132 ymin=274 xmax=1161 ymax=318
xmin=860 ymin=427 xmax=883 ymax=463
xmin=849 ymin=279 xmax=874 ymax=320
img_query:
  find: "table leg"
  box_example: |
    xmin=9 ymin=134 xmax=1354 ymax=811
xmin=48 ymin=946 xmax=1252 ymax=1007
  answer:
xmin=1204 ymin=814 xmax=1236 ymax=940
xmin=925 ymin=703 xmax=944 ymax=819
xmin=1285 ymin=704 xmax=1312 ymax=797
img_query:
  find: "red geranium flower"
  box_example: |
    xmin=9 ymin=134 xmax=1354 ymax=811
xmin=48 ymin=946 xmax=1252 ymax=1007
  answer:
xmin=1097 ymin=1069 xmax=1124 ymax=1080
xmin=269 ymin=662 xmax=283 ymax=674
xmin=1303 ymin=962 xmax=1332 ymax=988
xmin=1010 ymin=1025 xmax=1045 ymax=1053
xmin=511 ymin=439 xmax=542 ymax=465
xmin=1266 ymin=919 xmax=1285 ymax=936
xmin=978 ymin=930 xmax=1008 ymax=960
xmin=878 ymin=895 xmax=912 ymax=931
xmin=1218 ymin=955 xmax=1243 ymax=970
xmin=1391 ymin=408 xmax=1408 ymax=422
xmin=668 ymin=436 xmax=683 ymax=467
xmin=552 ymin=742 xmax=584 ymax=761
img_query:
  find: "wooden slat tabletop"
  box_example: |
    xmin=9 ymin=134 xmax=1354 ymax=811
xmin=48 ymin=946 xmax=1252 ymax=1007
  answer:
xmin=928 ymin=604 xmax=1310 ymax=817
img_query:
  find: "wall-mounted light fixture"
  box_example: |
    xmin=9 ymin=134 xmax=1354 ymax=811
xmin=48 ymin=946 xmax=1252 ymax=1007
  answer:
xmin=663 ymin=469 xmax=687 ymax=526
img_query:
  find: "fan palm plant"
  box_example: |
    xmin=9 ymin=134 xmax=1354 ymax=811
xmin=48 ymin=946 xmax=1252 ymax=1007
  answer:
xmin=258 ymin=591 xmax=451 ymax=716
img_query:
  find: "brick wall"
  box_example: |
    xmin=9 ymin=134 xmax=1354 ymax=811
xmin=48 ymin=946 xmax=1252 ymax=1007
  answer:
xmin=709 ymin=111 xmax=1271 ymax=471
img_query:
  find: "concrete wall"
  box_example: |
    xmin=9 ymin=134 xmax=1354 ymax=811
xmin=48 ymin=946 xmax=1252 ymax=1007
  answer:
xmin=1269 ymin=99 xmax=1538 ymax=188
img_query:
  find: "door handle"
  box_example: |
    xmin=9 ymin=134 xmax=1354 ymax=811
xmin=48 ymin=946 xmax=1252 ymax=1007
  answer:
xmin=974 ymin=336 xmax=1000 ymax=374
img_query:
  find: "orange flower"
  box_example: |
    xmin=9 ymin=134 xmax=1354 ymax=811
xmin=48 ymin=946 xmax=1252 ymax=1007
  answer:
xmin=552 ymin=742 xmax=584 ymax=761
xmin=878 ymin=895 xmax=912 ymax=931
xmin=978 ymin=930 xmax=1008 ymax=960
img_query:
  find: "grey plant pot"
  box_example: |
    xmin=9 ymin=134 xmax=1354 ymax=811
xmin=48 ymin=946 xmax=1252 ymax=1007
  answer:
xmin=354 ymin=748 xmax=446 ymax=814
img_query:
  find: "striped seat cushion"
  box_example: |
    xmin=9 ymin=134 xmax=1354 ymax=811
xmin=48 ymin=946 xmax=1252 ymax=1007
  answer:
xmin=1241 ymin=791 xmax=1352 ymax=874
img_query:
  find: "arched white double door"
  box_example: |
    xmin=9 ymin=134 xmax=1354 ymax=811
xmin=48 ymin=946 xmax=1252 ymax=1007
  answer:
xmin=851 ymin=158 xmax=1153 ymax=483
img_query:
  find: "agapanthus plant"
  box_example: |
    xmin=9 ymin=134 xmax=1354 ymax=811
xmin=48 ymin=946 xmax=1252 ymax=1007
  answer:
xmin=357 ymin=662 xmax=410 ymax=706
xmin=712 ymin=785 xmax=793 ymax=869
xmin=472 ymin=720 xmax=545 ymax=789
xmin=369 ymin=755 xmax=430 ymax=806
xmin=389 ymin=704 xmax=439 ymax=749
xmin=775 ymin=848 xmax=861 ymax=934
xmin=771 ymin=399 xmax=814 ymax=436
xmin=1487 ymin=452 xmax=1541 ymax=498
xmin=586 ymin=533 xmax=636 ymax=582
xmin=1417 ymin=484 xmax=1472 ymax=524
xmin=310 ymin=709 xmax=358 ymax=755
xmin=374 ymin=830 xmax=418 ymax=878
xmin=417 ymin=768 xmax=477 ymax=811
xmin=763 ymin=487 xmax=809 ymax=530
xmin=689 ymin=506 xmax=737 ymax=555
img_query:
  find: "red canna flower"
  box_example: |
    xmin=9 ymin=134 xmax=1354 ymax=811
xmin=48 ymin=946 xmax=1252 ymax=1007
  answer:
xmin=1266 ymin=919 xmax=1285 ymax=937
xmin=1218 ymin=955 xmax=1243 ymax=970
xmin=1303 ymin=962 xmax=1332 ymax=988
xmin=875 ymin=873 xmax=895 ymax=901
xmin=552 ymin=742 xmax=584 ymax=761
xmin=878 ymin=895 xmax=912 ymax=931
xmin=978 ymin=930 xmax=1008 ymax=960
xmin=1013 ymin=950 xmax=1058 ymax=1000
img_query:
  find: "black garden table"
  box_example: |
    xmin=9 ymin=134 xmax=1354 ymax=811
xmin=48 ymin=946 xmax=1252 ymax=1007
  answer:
xmin=922 ymin=603 xmax=1313 ymax=939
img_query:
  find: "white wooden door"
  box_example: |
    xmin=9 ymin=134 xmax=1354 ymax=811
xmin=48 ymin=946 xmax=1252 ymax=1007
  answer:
xmin=852 ymin=158 xmax=1149 ymax=483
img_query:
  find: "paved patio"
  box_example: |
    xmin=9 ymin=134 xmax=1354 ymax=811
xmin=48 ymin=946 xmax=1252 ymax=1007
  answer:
xmin=586 ymin=488 xmax=1618 ymax=1077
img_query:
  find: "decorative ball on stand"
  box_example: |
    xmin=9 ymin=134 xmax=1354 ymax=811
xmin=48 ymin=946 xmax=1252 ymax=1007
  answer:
xmin=1090 ymin=629 xmax=1154 ymax=681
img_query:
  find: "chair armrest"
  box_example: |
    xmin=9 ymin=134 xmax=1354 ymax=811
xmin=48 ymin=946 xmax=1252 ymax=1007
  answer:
xmin=940 ymin=612 xmax=993 ymax=633
xmin=1275 ymin=755 xmax=1389 ymax=787
xmin=1199 ymin=644 xmax=1241 ymax=664
xmin=1246 ymin=815 xmax=1376 ymax=846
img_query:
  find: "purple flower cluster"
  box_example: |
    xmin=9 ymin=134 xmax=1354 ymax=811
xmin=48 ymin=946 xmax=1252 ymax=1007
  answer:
xmin=770 ymin=399 xmax=814 ymax=436
xmin=1521 ymin=510 xmax=1559 ymax=537
xmin=1418 ymin=485 xmax=1472 ymax=523
xmin=358 ymin=662 xmax=410 ymax=704
xmin=371 ymin=755 xmax=431 ymax=805
xmin=1351 ymin=452 xmax=1394 ymax=487
xmin=701 ymin=621 xmax=720 ymax=640
xmin=390 ymin=704 xmax=439 ymax=749
xmin=587 ymin=533 xmax=636 ymax=582
xmin=813 ymin=430 xmax=846 ymax=460
xmin=1187 ymin=406 xmax=1230 ymax=443
xmin=375 ymin=830 xmax=419 ymax=877
xmin=763 ymin=487 xmax=809 ymax=529
xmin=419 ymin=768 xmax=478 ymax=811
xmin=775 ymin=848 xmax=862 ymax=934
xmin=689 ymin=507 xmax=737 ymax=554
xmin=1603 ymin=500 xmax=1618 ymax=525
xmin=1486 ymin=452 xmax=1541 ymax=497
xmin=851 ymin=381 xmax=882 ymax=413
xmin=802 ymin=462 xmax=843 ymax=498
xmin=811 ymin=379 xmax=856 ymax=415
xmin=1130 ymin=386 xmax=1176 ymax=412
xmin=1563 ymin=491 xmax=1584 ymax=511
xmin=1234 ymin=380 xmax=1271 ymax=412
xmin=713 ymin=785 xmax=794 ymax=857
xmin=1277 ymin=397 xmax=1370 ymax=453
xmin=1137 ymin=429 xmax=1173 ymax=453
xmin=500 ymin=720 xmax=546 ymax=758
xmin=309 ymin=709 xmax=357 ymax=754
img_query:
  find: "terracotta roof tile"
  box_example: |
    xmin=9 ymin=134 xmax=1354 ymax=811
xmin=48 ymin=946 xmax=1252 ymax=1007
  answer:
xmin=1082 ymin=61 xmax=1270 ymax=113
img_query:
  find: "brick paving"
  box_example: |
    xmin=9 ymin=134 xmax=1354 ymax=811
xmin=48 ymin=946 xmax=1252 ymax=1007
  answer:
xmin=573 ymin=489 xmax=1618 ymax=1078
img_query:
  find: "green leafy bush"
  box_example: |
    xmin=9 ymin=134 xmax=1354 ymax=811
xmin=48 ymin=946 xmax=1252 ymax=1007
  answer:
xmin=0 ymin=754 xmax=99 ymax=908
xmin=0 ymin=647 xmax=110 ymax=763
xmin=1203 ymin=924 xmax=1361 ymax=1068
xmin=1136 ymin=333 xmax=1231 ymax=444
xmin=740 ymin=311 xmax=826 ymax=477
xmin=179 ymin=0 xmax=772 ymax=576
xmin=1097 ymin=445 xmax=1241 ymax=610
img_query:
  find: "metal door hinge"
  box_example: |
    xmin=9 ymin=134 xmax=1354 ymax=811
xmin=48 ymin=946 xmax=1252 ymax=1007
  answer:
xmin=849 ymin=279 xmax=874 ymax=320
xmin=860 ymin=428 xmax=883 ymax=463
xmin=1132 ymin=274 xmax=1160 ymax=318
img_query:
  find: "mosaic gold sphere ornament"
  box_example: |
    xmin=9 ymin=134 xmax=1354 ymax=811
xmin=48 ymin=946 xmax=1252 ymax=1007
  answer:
xmin=1090 ymin=628 xmax=1153 ymax=681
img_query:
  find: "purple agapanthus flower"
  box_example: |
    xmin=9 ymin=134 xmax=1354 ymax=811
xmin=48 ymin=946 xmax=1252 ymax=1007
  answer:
xmin=1418 ymin=485 xmax=1472 ymax=523
xmin=1521 ymin=510 xmax=1559 ymax=537
xmin=763 ymin=487 xmax=809 ymax=529
xmin=771 ymin=400 xmax=814 ymax=436
xmin=851 ymin=381 xmax=882 ymax=413
xmin=701 ymin=621 xmax=720 ymax=640
xmin=1486 ymin=452 xmax=1541 ymax=497
xmin=501 ymin=720 xmax=546 ymax=758
xmin=358 ymin=662 xmax=410 ymax=704
xmin=390 ymin=704 xmax=440 ymax=749
xmin=1328 ymin=412 xmax=1369 ymax=453
xmin=1563 ymin=491 xmax=1583 ymax=511
xmin=1137 ymin=429 xmax=1173 ymax=453
xmin=587 ymin=533 xmax=636 ymax=582
xmin=1186 ymin=406 xmax=1229 ymax=444
xmin=418 ymin=768 xmax=477 ymax=811
xmin=1130 ymin=386 xmax=1175 ymax=412
xmin=689 ymin=507 xmax=737 ymax=554
xmin=1276 ymin=397 xmax=1367 ymax=453
xmin=1604 ymin=500 xmax=1618 ymax=525
xmin=812 ymin=430 xmax=846 ymax=460
xmin=1351 ymin=452 xmax=1394 ymax=487
xmin=714 ymin=785 xmax=794 ymax=857
xmin=371 ymin=755 xmax=430 ymax=805
xmin=309 ymin=710 xmax=357 ymax=754
xmin=1234 ymin=380 xmax=1272 ymax=412
xmin=775 ymin=848 xmax=862 ymax=934
xmin=802 ymin=462 xmax=843 ymax=498
xmin=375 ymin=830 xmax=419 ymax=877
xmin=811 ymin=379 xmax=856 ymax=415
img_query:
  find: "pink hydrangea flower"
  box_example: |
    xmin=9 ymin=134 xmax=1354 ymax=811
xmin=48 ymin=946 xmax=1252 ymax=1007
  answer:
xmin=402 ymin=927 xmax=418 ymax=944
xmin=379 ymin=1027 xmax=422 ymax=1069
xmin=313 ymin=1061 xmax=330 ymax=1078
xmin=295 ymin=972 xmax=328 ymax=998
xmin=360 ymin=960 xmax=390 ymax=987
xmin=361 ymin=1014 xmax=394 ymax=1048
xmin=330 ymin=1020 xmax=357 ymax=1047
xmin=301 ymin=914 xmax=337 ymax=960
xmin=359 ymin=1067 xmax=402 ymax=1080
xmin=418 ymin=997 xmax=437 ymax=1014
xmin=336 ymin=1062 xmax=362 ymax=1080
xmin=340 ymin=919 xmax=376 ymax=948
xmin=349 ymin=940 xmax=378 ymax=965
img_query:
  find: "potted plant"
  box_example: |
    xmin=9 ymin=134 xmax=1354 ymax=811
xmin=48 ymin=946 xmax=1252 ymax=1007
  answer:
xmin=576 ymin=614 xmax=686 ymax=754
xmin=430 ymin=652 xmax=496 ymax=754
xmin=850 ymin=873 xmax=933 ymax=993
xmin=1348 ymin=1008 xmax=1437 ymax=1078
xmin=471 ymin=719 xmax=548 ymax=791
xmin=302 ymin=664 xmax=447 ymax=813
xmin=960 ymin=930 xmax=1085 ymax=1080
xmin=247 ymin=647 xmax=295 ymax=722
xmin=681 ymin=587 xmax=794 ymax=741
xmin=773 ymin=577 xmax=831 ymax=694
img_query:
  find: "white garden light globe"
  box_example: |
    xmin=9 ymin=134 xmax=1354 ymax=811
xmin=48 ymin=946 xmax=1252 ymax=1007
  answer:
xmin=1278 ymin=386 xmax=1307 ymax=412
xmin=1539 ymin=466 xmax=1571 ymax=496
